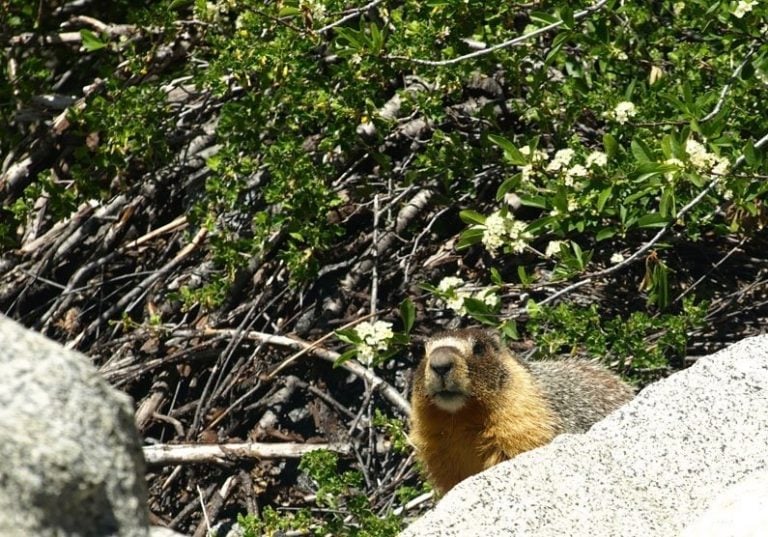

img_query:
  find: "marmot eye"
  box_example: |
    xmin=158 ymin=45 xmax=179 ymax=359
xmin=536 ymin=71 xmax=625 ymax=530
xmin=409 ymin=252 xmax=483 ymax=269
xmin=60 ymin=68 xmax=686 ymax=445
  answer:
xmin=472 ymin=341 xmax=485 ymax=355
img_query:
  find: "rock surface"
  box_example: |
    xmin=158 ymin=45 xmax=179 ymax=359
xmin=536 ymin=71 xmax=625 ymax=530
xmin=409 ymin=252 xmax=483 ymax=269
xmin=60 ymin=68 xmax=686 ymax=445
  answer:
xmin=0 ymin=315 xmax=149 ymax=536
xmin=402 ymin=335 xmax=768 ymax=537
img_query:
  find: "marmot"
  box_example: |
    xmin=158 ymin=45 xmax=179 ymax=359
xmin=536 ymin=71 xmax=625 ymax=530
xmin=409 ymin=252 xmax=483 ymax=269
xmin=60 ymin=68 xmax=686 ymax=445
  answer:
xmin=410 ymin=328 xmax=634 ymax=495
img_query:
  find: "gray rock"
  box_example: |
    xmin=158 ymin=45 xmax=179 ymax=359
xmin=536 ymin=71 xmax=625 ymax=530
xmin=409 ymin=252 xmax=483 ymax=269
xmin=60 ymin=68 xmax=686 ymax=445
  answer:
xmin=402 ymin=335 xmax=768 ymax=537
xmin=681 ymin=470 xmax=768 ymax=537
xmin=0 ymin=315 xmax=149 ymax=536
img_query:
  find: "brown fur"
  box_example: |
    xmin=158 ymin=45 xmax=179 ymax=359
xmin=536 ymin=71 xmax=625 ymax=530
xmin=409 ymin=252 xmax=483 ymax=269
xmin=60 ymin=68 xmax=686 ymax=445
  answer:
xmin=409 ymin=328 xmax=634 ymax=495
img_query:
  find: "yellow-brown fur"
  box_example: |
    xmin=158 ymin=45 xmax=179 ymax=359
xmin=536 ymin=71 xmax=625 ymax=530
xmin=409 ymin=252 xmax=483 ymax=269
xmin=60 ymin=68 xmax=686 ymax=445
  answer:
xmin=409 ymin=328 xmax=633 ymax=495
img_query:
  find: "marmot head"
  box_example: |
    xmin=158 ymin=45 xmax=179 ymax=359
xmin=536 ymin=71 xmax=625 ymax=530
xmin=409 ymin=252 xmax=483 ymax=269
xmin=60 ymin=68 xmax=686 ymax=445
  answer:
xmin=415 ymin=328 xmax=511 ymax=413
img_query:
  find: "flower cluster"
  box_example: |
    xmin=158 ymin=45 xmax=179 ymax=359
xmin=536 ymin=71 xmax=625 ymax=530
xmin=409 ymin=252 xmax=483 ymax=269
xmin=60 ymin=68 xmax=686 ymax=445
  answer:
xmin=480 ymin=211 xmax=532 ymax=255
xmin=541 ymin=147 xmax=608 ymax=188
xmin=611 ymin=101 xmax=637 ymax=124
xmin=733 ymin=0 xmax=757 ymax=18
xmin=685 ymin=139 xmax=729 ymax=175
xmin=544 ymin=240 xmax=566 ymax=258
xmin=436 ymin=277 xmax=499 ymax=316
xmin=519 ymin=146 xmax=549 ymax=183
xmin=354 ymin=320 xmax=393 ymax=365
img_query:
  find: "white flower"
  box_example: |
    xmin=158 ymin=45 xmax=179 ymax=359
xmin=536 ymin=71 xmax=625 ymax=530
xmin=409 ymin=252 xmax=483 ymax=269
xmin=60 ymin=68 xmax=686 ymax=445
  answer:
xmin=482 ymin=212 xmax=507 ymax=253
xmin=437 ymin=276 xmax=464 ymax=293
xmin=564 ymin=164 xmax=589 ymax=186
xmin=354 ymin=320 xmax=393 ymax=351
xmin=586 ymin=151 xmax=608 ymax=168
xmin=545 ymin=240 xmax=565 ymax=258
xmin=685 ymin=138 xmax=730 ymax=174
xmin=664 ymin=158 xmax=685 ymax=181
xmin=610 ymin=252 xmax=625 ymax=264
xmin=733 ymin=0 xmax=758 ymax=18
xmin=567 ymin=198 xmax=578 ymax=212
xmin=520 ymin=164 xmax=535 ymax=182
xmin=673 ymin=1 xmax=685 ymax=15
xmin=685 ymin=139 xmax=710 ymax=169
xmin=712 ymin=156 xmax=730 ymax=175
xmin=478 ymin=288 xmax=500 ymax=308
xmin=521 ymin=146 xmax=548 ymax=163
xmin=546 ymin=148 xmax=576 ymax=172
xmin=300 ymin=0 xmax=327 ymax=21
xmin=357 ymin=344 xmax=375 ymax=366
xmin=613 ymin=101 xmax=637 ymax=124
xmin=437 ymin=277 xmax=471 ymax=315
xmin=446 ymin=289 xmax=471 ymax=315
xmin=665 ymin=157 xmax=684 ymax=168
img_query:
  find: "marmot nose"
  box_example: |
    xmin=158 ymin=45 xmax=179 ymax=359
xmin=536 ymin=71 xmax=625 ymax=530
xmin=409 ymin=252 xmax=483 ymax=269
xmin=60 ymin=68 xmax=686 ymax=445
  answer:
xmin=429 ymin=351 xmax=456 ymax=378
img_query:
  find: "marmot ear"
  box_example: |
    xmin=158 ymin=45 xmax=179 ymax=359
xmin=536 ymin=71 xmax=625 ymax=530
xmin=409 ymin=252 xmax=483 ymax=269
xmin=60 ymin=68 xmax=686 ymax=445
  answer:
xmin=486 ymin=330 xmax=502 ymax=351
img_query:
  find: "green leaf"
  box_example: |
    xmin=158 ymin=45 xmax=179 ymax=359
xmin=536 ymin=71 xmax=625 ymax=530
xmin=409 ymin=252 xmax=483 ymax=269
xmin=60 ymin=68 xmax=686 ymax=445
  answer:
xmin=278 ymin=6 xmax=300 ymax=17
xmin=597 ymin=187 xmax=613 ymax=213
xmin=530 ymin=11 xmax=559 ymax=25
xmin=743 ymin=140 xmax=759 ymax=167
xmin=335 ymin=328 xmax=361 ymax=345
xmin=517 ymin=265 xmax=533 ymax=286
xmin=636 ymin=213 xmax=669 ymax=228
xmin=80 ymin=29 xmax=107 ymax=52
xmin=631 ymin=138 xmax=653 ymax=163
xmin=500 ymin=320 xmax=519 ymax=340
xmin=595 ymin=227 xmax=616 ymax=241
xmin=520 ymin=195 xmax=547 ymax=209
xmin=334 ymin=348 xmax=358 ymax=368
xmin=496 ymin=175 xmax=521 ymax=201
xmin=459 ymin=210 xmax=486 ymax=225
xmin=488 ymin=134 xmax=527 ymax=165
xmin=490 ymin=267 xmax=503 ymax=286
xmin=560 ymin=6 xmax=575 ymax=29
xmin=456 ymin=228 xmax=485 ymax=249
xmin=603 ymin=133 xmax=619 ymax=158
xmin=399 ymin=298 xmax=415 ymax=334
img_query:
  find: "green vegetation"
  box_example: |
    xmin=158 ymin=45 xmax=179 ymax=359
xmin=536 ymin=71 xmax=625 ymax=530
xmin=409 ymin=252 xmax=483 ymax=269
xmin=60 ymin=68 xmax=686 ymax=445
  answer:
xmin=3 ymin=0 xmax=768 ymax=534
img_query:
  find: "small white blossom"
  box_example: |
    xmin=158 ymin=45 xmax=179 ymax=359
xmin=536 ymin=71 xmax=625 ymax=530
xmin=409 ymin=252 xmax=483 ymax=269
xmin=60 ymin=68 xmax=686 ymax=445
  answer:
xmin=664 ymin=158 xmax=685 ymax=181
xmin=354 ymin=320 xmax=393 ymax=351
xmin=665 ymin=157 xmax=684 ymax=168
xmin=586 ymin=151 xmax=608 ymax=168
xmin=564 ymin=164 xmax=589 ymax=186
xmin=357 ymin=344 xmax=375 ymax=365
xmin=673 ymin=1 xmax=685 ymax=15
xmin=733 ymin=0 xmax=758 ymax=18
xmin=685 ymin=138 xmax=730 ymax=174
xmin=545 ymin=240 xmax=565 ymax=258
xmin=520 ymin=164 xmax=535 ymax=182
xmin=482 ymin=212 xmax=507 ymax=253
xmin=685 ymin=139 xmax=710 ymax=169
xmin=712 ymin=156 xmax=730 ymax=175
xmin=446 ymin=289 xmax=471 ymax=315
xmin=613 ymin=101 xmax=637 ymax=124
xmin=567 ymin=198 xmax=578 ymax=212
xmin=478 ymin=288 xmax=500 ymax=308
xmin=610 ymin=252 xmax=625 ymax=264
xmin=521 ymin=146 xmax=548 ymax=163
xmin=437 ymin=276 xmax=464 ymax=293
xmin=546 ymin=149 xmax=576 ymax=172
xmin=300 ymin=0 xmax=327 ymax=21
xmin=354 ymin=320 xmax=393 ymax=367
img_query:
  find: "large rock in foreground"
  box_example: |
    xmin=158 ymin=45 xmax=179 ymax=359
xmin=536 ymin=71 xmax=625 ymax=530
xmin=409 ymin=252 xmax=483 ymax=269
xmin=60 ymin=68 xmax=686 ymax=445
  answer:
xmin=0 ymin=315 xmax=149 ymax=536
xmin=402 ymin=335 xmax=768 ymax=536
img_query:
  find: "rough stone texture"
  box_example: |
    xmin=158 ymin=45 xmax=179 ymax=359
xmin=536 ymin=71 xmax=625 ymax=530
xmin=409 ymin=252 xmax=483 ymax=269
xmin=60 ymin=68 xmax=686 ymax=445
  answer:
xmin=0 ymin=315 xmax=150 ymax=536
xmin=402 ymin=335 xmax=768 ymax=537
xmin=680 ymin=470 xmax=768 ymax=537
